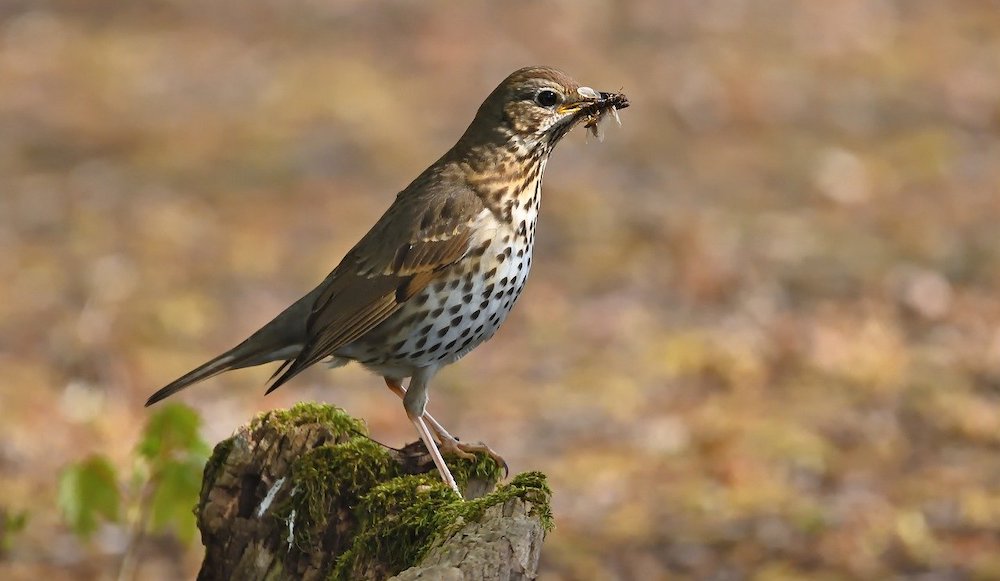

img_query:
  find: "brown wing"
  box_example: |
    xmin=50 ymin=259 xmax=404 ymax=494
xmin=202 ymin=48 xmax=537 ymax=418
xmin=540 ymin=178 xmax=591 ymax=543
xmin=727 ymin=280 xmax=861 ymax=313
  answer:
xmin=266 ymin=179 xmax=484 ymax=392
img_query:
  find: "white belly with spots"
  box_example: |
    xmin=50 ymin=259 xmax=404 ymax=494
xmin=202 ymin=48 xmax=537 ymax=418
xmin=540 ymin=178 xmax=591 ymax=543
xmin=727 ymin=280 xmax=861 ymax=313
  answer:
xmin=434 ymin=232 xmax=531 ymax=365
xmin=387 ymin=231 xmax=531 ymax=368
xmin=343 ymin=220 xmax=537 ymax=376
xmin=341 ymin=167 xmax=543 ymax=378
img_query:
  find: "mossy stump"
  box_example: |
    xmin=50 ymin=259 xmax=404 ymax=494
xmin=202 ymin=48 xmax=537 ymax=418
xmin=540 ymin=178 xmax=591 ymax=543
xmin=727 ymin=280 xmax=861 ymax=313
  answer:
xmin=196 ymin=403 xmax=552 ymax=581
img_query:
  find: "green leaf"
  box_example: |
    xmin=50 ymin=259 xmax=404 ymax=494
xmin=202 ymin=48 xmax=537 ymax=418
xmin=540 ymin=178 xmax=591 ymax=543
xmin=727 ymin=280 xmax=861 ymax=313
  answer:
xmin=1 ymin=509 xmax=29 ymax=552
xmin=58 ymin=456 xmax=121 ymax=538
xmin=138 ymin=403 xmax=210 ymax=463
xmin=136 ymin=403 xmax=209 ymax=544
xmin=148 ymin=457 xmax=204 ymax=544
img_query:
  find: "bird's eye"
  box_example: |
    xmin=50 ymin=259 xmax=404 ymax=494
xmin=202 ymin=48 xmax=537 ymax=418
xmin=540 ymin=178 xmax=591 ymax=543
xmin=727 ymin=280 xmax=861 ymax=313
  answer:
xmin=535 ymin=89 xmax=561 ymax=108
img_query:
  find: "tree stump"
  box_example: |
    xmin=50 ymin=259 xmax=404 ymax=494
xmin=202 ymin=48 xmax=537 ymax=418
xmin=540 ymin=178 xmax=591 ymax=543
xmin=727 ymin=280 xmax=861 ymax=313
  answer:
xmin=195 ymin=403 xmax=552 ymax=580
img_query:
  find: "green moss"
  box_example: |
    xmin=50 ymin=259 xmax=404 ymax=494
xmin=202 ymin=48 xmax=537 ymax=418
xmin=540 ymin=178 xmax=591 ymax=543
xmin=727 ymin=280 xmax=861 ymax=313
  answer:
xmin=433 ymin=471 xmax=554 ymax=541
xmin=505 ymin=471 xmax=554 ymax=532
xmin=330 ymin=470 xmax=553 ymax=580
xmin=282 ymin=438 xmax=400 ymax=548
xmin=250 ymin=402 xmax=366 ymax=438
xmin=247 ymin=403 xmax=551 ymax=579
xmin=201 ymin=436 xmax=234 ymax=490
xmin=445 ymin=451 xmax=505 ymax=491
xmin=331 ymin=475 xmax=456 ymax=580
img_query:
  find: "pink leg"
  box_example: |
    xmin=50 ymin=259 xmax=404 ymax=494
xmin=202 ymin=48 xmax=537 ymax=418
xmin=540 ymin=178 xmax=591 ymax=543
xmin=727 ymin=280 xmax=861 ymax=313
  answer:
xmin=408 ymin=413 xmax=460 ymax=495
xmin=384 ymin=378 xmax=508 ymax=473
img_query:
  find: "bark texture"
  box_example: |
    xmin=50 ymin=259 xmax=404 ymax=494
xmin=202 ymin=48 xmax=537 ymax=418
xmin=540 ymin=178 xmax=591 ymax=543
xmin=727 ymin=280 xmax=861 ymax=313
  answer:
xmin=388 ymin=497 xmax=546 ymax=581
xmin=195 ymin=403 xmax=550 ymax=581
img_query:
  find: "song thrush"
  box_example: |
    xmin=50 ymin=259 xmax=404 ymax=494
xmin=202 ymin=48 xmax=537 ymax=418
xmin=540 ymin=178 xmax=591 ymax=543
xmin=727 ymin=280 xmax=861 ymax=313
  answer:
xmin=146 ymin=66 xmax=628 ymax=496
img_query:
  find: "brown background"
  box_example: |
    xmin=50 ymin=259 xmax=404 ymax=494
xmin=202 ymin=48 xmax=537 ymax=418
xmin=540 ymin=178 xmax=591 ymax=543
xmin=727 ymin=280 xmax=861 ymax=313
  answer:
xmin=2 ymin=1 xmax=1000 ymax=579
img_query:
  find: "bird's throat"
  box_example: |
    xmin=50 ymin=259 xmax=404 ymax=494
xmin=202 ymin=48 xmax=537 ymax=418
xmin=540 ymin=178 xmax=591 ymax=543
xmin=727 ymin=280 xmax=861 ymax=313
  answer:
xmin=464 ymin=151 xmax=546 ymax=229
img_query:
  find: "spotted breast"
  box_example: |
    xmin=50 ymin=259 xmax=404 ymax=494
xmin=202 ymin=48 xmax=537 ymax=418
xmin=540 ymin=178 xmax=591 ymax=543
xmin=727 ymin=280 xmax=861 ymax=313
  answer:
xmin=341 ymin=166 xmax=543 ymax=379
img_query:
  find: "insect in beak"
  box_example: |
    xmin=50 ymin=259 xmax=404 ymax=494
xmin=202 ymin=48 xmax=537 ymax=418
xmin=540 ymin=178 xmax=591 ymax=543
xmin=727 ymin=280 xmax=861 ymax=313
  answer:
xmin=578 ymin=88 xmax=629 ymax=142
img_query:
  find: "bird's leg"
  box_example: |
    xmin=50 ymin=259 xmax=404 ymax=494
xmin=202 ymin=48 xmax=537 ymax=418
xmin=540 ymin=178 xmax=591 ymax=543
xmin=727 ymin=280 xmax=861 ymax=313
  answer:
xmin=384 ymin=377 xmax=508 ymax=473
xmin=384 ymin=377 xmax=473 ymax=459
xmin=400 ymin=370 xmax=462 ymax=497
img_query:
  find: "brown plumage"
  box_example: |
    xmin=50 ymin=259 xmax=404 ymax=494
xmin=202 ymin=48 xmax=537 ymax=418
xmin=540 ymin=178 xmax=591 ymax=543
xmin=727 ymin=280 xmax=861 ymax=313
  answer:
xmin=146 ymin=66 xmax=629 ymax=495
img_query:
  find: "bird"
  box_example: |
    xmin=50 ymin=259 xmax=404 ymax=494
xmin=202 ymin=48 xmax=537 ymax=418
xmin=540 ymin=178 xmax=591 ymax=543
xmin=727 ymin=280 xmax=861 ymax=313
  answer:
xmin=145 ymin=66 xmax=629 ymax=496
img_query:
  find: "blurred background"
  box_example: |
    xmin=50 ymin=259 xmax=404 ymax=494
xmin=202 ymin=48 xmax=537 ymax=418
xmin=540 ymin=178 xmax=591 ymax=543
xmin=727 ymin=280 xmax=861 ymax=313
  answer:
xmin=2 ymin=0 xmax=1000 ymax=579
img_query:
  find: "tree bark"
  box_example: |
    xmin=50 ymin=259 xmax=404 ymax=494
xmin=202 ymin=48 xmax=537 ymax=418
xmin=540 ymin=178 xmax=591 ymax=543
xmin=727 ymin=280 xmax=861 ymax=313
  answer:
xmin=388 ymin=496 xmax=546 ymax=581
xmin=194 ymin=404 xmax=550 ymax=581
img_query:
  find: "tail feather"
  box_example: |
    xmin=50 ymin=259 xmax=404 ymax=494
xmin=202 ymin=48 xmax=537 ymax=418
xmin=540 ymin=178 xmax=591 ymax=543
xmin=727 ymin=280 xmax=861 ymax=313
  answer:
xmin=264 ymin=359 xmax=295 ymax=393
xmin=145 ymin=280 xmax=327 ymax=406
xmin=145 ymin=339 xmax=307 ymax=406
xmin=144 ymin=353 xmax=240 ymax=407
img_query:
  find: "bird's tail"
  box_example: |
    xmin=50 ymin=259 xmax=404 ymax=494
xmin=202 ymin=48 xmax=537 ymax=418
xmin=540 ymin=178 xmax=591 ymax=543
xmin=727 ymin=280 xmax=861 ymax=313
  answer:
xmin=144 ymin=350 xmax=244 ymax=406
xmin=144 ymin=283 xmax=325 ymax=407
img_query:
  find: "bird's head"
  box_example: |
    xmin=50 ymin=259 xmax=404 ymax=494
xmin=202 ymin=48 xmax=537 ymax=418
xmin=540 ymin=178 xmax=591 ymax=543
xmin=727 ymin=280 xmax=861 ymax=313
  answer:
xmin=464 ymin=66 xmax=629 ymax=153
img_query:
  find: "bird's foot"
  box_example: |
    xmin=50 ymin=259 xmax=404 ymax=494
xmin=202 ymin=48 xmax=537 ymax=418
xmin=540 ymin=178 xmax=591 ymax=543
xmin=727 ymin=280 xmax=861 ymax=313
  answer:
xmin=437 ymin=435 xmax=509 ymax=477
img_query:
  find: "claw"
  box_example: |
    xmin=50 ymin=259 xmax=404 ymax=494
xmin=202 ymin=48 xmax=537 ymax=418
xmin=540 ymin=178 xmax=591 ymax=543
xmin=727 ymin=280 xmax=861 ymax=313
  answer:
xmin=383 ymin=377 xmax=509 ymax=477
xmin=441 ymin=437 xmax=509 ymax=477
xmin=437 ymin=436 xmax=477 ymax=461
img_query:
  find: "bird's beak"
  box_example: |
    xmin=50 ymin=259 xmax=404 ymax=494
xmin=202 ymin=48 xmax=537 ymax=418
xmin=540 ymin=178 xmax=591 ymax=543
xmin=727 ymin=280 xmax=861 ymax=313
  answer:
xmin=557 ymin=86 xmax=598 ymax=115
xmin=558 ymin=86 xmax=630 ymax=120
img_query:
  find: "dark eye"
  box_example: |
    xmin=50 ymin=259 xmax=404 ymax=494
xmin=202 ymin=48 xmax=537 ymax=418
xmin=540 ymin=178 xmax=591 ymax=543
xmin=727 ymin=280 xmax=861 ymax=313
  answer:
xmin=535 ymin=89 xmax=560 ymax=107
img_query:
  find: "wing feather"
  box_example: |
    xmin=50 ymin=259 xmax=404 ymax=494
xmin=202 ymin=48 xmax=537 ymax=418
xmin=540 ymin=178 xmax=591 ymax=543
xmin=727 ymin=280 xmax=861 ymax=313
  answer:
xmin=266 ymin=184 xmax=483 ymax=392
